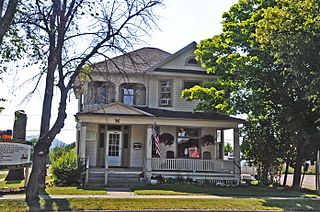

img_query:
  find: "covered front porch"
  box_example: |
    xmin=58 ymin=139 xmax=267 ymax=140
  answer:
xmin=144 ymin=124 xmax=241 ymax=185
xmin=76 ymin=104 xmax=243 ymax=186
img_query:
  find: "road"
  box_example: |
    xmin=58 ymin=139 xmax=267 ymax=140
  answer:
xmin=281 ymin=174 xmax=316 ymax=189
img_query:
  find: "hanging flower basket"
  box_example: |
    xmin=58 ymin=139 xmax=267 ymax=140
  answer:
xmin=159 ymin=133 xmax=174 ymax=146
xmin=200 ymin=135 xmax=215 ymax=146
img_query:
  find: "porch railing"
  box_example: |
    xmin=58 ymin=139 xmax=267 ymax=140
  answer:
xmin=105 ymin=154 xmax=108 ymax=186
xmin=85 ymin=157 xmax=89 ymax=184
xmin=151 ymin=158 xmax=234 ymax=173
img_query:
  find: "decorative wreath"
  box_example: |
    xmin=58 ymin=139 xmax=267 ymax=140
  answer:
xmin=159 ymin=133 xmax=175 ymax=146
xmin=200 ymin=135 xmax=215 ymax=146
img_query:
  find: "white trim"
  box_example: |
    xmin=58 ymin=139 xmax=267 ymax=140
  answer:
xmin=88 ymin=102 xmax=154 ymax=117
xmin=77 ymin=115 xmax=240 ymax=128
xmin=106 ymin=131 xmax=123 ymax=167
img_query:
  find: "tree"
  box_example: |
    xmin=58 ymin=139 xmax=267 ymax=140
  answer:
xmin=183 ymin=0 xmax=320 ymax=187
xmin=0 ymin=0 xmax=20 ymax=111
xmin=255 ymin=0 xmax=320 ymax=187
xmin=0 ymin=0 xmax=18 ymax=46
xmin=224 ymin=142 xmax=233 ymax=155
xmin=21 ymin=0 xmax=163 ymax=201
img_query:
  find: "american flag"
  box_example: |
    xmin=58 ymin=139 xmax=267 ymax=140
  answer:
xmin=152 ymin=127 xmax=161 ymax=157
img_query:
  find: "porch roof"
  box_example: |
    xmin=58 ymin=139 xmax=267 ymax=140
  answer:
xmin=76 ymin=106 xmax=245 ymax=123
xmin=134 ymin=107 xmax=245 ymax=123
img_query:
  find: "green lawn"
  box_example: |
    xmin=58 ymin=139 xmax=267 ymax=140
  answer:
xmin=0 ymin=198 xmax=320 ymax=211
xmin=1 ymin=171 xmax=107 ymax=195
xmin=0 ymin=179 xmax=25 ymax=189
xmin=0 ymin=171 xmax=24 ymax=189
xmin=0 ymin=173 xmax=7 ymax=180
xmin=44 ymin=186 xmax=107 ymax=195
xmin=133 ymin=183 xmax=319 ymax=198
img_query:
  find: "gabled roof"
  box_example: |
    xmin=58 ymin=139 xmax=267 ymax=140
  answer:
xmin=92 ymin=47 xmax=171 ymax=74
xmin=147 ymin=41 xmax=197 ymax=72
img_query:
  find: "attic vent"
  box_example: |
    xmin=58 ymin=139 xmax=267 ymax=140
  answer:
xmin=186 ymin=56 xmax=200 ymax=66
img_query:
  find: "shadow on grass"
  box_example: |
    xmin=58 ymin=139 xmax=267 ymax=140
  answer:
xmin=27 ymin=189 xmax=71 ymax=211
xmin=133 ymin=183 xmax=318 ymax=197
xmin=4 ymin=180 xmax=23 ymax=185
xmin=77 ymin=185 xmax=106 ymax=191
xmin=263 ymin=198 xmax=320 ymax=211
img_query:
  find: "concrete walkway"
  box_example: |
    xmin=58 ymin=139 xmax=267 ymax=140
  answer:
xmin=0 ymin=190 xmax=319 ymax=200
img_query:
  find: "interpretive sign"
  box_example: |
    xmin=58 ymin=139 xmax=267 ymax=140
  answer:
xmin=0 ymin=142 xmax=32 ymax=166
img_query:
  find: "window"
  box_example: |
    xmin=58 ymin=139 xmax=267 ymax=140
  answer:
xmin=177 ymin=127 xmax=201 ymax=158
xmin=185 ymin=56 xmax=200 ymax=66
xmin=183 ymin=80 xmax=201 ymax=90
xmin=123 ymin=126 xmax=129 ymax=149
xmin=99 ymin=125 xmax=105 ymax=148
xmin=89 ymin=81 xmax=115 ymax=104
xmin=119 ymin=83 xmax=146 ymax=106
xmin=86 ymin=131 xmax=96 ymax=140
xmin=159 ymin=80 xmax=173 ymax=107
xmin=123 ymin=88 xmax=134 ymax=105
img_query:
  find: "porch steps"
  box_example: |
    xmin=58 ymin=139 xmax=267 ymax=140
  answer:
xmin=87 ymin=169 xmax=105 ymax=186
xmin=86 ymin=168 xmax=145 ymax=188
xmin=107 ymin=172 xmax=144 ymax=188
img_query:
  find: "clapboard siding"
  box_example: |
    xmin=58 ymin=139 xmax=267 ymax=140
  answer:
xmin=130 ymin=125 xmax=146 ymax=167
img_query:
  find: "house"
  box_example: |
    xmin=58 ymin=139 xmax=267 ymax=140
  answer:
xmin=74 ymin=42 xmax=244 ymax=186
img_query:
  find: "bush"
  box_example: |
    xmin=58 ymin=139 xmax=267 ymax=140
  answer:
xmin=51 ymin=147 xmax=85 ymax=186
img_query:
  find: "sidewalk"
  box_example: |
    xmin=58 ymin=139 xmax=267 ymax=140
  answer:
xmin=0 ymin=190 xmax=318 ymax=200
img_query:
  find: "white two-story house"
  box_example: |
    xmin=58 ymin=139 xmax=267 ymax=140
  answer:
xmin=74 ymin=42 xmax=244 ymax=186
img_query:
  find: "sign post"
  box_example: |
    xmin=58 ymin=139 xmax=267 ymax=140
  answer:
xmin=1 ymin=110 xmax=32 ymax=185
xmin=0 ymin=142 xmax=32 ymax=166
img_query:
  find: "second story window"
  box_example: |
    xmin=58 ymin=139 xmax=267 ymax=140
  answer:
xmin=183 ymin=80 xmax=201 ymax=90
xmin=89 ymin=81 xmax=115 ymax=104
xmin=123 ymin=88 xmax=134 ymax=105
xmin=120 ymin=83 xmax=146 ymax=106
xmin=159 ymin=80 xmax=173 ymax=107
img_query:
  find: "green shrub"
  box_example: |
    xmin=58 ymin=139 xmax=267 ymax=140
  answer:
xmin=51 ymin=148 xmax=85 ymax=186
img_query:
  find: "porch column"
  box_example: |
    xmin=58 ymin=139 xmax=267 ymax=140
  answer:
xmin=220 ymin=129 xmax=225 ymax=159
xmin=145 ymin=125 xmax=153 ymax=182
xmin=233 ymin=127 xmax=241 ymax=184
xmin=79 ymin=122 xmax=87 ymax=159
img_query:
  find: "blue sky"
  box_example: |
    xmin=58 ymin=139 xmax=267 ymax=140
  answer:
xmin=0 ymin=0 xmax=238 ymax=143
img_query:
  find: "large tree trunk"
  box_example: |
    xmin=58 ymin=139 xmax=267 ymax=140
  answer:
xmin=25 ymin=150 xmax=47 ymax=201
xmin=0 ymin=0 xmax=18 ymax=45
xmin=292 ymin=142 xmax=304 ymax=188
xmin=5 ymin=110 xmax=27 ymax=181
xmin=26 ymin=92 xmax=68 ymax=201
xmin=283 ymin=160 xmax=290 ymax=187
xmin=261 ymin=164 xmax=269 ymax=185
xmin=38 ymin=58 xmax=55 ymax=189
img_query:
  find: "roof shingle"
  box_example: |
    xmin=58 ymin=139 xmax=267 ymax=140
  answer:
xmin=93 ymin=47 xmax=171 ymax=74
xmin=134 ymin=107 xmax=245 ymax=122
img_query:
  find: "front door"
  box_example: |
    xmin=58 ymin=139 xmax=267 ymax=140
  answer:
xmin=106 ymin=131 xmax=122 ymax=167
